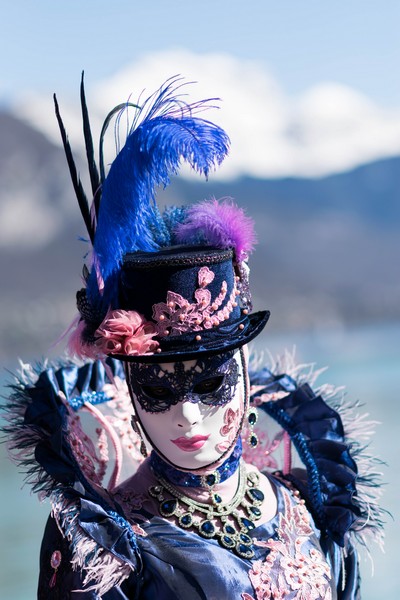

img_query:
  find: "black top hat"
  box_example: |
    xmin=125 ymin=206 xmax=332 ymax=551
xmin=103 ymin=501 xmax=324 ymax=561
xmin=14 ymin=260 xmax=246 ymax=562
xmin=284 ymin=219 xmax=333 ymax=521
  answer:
xmin=112 ymin=246 xmax=269 ymax=362
xmin=57 ymin=77 xmax=270 ymax=363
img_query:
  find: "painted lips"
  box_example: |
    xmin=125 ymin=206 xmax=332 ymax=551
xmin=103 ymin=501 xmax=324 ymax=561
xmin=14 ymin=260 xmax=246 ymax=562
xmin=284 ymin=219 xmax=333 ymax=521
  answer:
xmin=171 ymin=435 xmax=210 ymax=452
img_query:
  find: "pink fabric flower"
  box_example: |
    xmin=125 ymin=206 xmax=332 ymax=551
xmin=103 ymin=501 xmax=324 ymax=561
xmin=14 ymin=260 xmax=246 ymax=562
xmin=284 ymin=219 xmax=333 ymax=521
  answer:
xmin=94 ymin=310 xmax=159 ymax=356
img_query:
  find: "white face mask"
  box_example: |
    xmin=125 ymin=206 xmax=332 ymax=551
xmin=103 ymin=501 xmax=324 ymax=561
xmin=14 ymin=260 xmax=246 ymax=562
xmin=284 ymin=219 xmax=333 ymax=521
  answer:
xmin=126 ymin=350 xmax=246 ymax=470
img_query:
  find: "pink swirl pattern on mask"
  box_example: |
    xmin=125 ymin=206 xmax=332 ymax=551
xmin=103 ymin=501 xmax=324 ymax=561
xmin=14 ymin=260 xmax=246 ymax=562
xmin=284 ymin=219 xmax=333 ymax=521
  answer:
xmin=152 ymin=266 xmax=238 ymax=336
xmin=216 ymin=407 xmax=240 ymax=453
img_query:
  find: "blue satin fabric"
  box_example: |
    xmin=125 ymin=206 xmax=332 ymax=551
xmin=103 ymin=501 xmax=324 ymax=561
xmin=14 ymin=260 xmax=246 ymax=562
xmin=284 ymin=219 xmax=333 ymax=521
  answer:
xmin=131 ymin=476 xmax=339 ymax=600
xmin=39 ymin=514 xmax=134 ymax=600
xmin=78 ymin=498 xmax=138 ymax=565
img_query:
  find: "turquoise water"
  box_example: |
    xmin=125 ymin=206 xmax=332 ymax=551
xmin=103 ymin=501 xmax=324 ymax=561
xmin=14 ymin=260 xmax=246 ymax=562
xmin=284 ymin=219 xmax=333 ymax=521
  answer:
xmin=1 ymin=322 xmax=398 ymax=598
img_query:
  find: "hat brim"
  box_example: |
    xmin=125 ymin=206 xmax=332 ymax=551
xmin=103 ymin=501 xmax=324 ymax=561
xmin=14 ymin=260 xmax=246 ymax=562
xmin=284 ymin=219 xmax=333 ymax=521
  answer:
xmin=113 ymin=310 xmax=270 ymax=363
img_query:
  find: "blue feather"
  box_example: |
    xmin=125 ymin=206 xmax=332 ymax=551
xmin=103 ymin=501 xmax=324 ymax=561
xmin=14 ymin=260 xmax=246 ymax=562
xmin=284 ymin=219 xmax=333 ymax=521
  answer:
xmin=88 ymin=79 xmax=230 ymax=307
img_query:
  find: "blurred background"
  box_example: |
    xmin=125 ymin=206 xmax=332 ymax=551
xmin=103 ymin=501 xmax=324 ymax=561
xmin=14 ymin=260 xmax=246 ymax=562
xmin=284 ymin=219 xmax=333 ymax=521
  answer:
xmin=0 ymin=1 xmax=399 ymax=597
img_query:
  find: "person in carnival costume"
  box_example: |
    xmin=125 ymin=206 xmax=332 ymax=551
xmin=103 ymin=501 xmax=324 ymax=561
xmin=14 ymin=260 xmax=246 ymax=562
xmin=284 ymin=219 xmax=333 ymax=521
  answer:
xmin=2 ymin=76 xmax=384 ymax=599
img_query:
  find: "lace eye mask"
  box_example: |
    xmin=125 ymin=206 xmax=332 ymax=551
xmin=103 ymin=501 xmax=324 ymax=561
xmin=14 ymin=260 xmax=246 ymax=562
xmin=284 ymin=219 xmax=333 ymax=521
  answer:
xmin=127 ymin=353 xmax=240 ymax=413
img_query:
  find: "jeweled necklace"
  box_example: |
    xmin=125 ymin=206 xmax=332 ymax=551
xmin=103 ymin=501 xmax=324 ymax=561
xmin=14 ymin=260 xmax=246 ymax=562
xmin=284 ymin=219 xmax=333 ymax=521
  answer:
xmin=150 ymin=437 xmax=242 ymax=488
xmin=149 ymin=462 xmax=265 ymax=559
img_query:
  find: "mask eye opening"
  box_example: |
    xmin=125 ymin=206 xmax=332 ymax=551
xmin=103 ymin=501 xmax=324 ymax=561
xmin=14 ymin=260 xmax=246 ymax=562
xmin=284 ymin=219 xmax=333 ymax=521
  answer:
xmin=192 ymin=375 xmax=225 ymax=395
xmin=140 ymin=385 xmax=173 ymax=401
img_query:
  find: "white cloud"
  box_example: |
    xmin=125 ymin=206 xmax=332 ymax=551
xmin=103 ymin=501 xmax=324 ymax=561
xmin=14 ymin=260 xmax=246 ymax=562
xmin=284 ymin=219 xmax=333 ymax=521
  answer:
xmin=12 ymin=49 xmax=400 ymax=179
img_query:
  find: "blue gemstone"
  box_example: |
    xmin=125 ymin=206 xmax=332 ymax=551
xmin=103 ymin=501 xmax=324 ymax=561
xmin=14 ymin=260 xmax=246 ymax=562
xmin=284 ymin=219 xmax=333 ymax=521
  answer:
xmin=200 ymin=521 xmax=215 ymax=535
xmin=205 ymin=473 xmax=216 ymax=486
xmin=250 ymin=435 xmax=258 ymax=447
xmin=240 ymin=533 xmax=252 ymax=545
xmin=222 ymin=535 xmax=235 ymax=547
xmin=248 ymin=412 xmax=257 ymax=425
xmin=225 ymin=525 xmax=235 ymax=535
xmin=249 ymin=488 xmax=264 ymax=502
xmin=237 ymin=544 xmax=254 ymax=558
xmin=250 ymin=506 xmax=262 ymax=517
xmin=180 ymin=514 xmax=192 ymax=526
xmin=213 ymin=494 xmax=222 ymax=504
xmin=160 ymin=499 xmax=177 ymax=516
xmin=241 ymin=518 xmax=255 ymax=530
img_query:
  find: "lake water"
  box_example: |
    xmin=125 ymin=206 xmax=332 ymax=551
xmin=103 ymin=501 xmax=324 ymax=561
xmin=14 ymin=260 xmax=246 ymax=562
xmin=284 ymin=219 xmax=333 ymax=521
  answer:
xmin=1 ymin=321 xmax=398 ymax=598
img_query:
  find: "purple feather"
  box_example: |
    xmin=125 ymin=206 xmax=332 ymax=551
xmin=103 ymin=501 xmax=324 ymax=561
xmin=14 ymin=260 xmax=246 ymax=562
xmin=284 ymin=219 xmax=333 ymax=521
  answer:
xmin=175 ymin=198 xmax=257 ymax=261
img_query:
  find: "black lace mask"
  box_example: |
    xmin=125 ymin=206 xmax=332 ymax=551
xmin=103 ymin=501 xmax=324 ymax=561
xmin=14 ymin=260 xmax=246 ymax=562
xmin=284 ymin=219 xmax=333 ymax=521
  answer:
xmin=126 ymin=352 xmax=240 ymax=413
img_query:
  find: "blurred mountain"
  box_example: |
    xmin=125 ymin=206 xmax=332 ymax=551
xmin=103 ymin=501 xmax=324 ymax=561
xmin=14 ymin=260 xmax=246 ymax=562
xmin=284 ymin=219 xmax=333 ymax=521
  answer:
xmin=0 ymin=111 xmax=399 ymax=362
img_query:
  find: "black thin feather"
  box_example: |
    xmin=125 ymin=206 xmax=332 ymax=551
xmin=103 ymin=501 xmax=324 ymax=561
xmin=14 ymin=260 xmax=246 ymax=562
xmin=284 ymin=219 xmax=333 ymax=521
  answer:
xmin=80 ymin=72 xmax=101 ymax=222
xmin=53 ymin=94 xmax=95 ymax=244
xmin=99 ymin=101 xmax=141 ymax=183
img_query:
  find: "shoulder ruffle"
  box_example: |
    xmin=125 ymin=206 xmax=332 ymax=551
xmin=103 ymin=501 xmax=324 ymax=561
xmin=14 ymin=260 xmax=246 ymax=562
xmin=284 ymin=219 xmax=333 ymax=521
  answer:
xmin=248 ymin=350 xmax=385 ymax=552
xmin=1 ymin=358 xmax=142 ymax=595
xmin=50 ymin=489 xmax=138 ymax=595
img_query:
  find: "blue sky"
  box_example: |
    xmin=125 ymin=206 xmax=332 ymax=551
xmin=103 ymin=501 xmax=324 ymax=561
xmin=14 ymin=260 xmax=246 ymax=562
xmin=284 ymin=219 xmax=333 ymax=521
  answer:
xmin=1 ymin=0 xmax=400 ymax=106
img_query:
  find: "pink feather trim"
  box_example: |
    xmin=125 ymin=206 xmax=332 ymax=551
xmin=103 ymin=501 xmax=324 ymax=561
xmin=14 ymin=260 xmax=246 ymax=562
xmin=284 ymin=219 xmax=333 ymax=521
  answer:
xmin=68 ymin=317 xmax=99 ymax=359
xmin=175 ymin=198 xmax=257 ymax=261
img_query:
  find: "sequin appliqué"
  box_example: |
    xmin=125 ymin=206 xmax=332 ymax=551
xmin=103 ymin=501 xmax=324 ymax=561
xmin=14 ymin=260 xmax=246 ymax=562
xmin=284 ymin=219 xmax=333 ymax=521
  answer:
xmin=243 ymin=488 xmax=332 ymax=600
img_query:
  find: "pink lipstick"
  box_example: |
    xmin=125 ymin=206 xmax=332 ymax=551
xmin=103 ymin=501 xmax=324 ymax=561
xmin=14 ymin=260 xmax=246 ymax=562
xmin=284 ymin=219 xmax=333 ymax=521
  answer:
xmin=171 ymin=435 xmax=210 ymax=452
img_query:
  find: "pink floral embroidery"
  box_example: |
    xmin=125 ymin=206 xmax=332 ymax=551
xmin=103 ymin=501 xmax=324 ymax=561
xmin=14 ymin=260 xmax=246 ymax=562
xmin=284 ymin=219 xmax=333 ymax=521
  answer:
xmin=241 ymin=426 xmax=282 ymax=470
xmin=246 ymin=489 xmax=332 ymax=600
xmin=68 ymin=412 xmax=108 ymax=486
xmin=152 ymin=266 xmax=238 ymax=336
xmin=67 ymin=376 xmax=146 ymax=490
xmin=216 ymin=407 xmax=240 ymax=452
xmin=95 ymin=309 xmax=159 ymax=356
